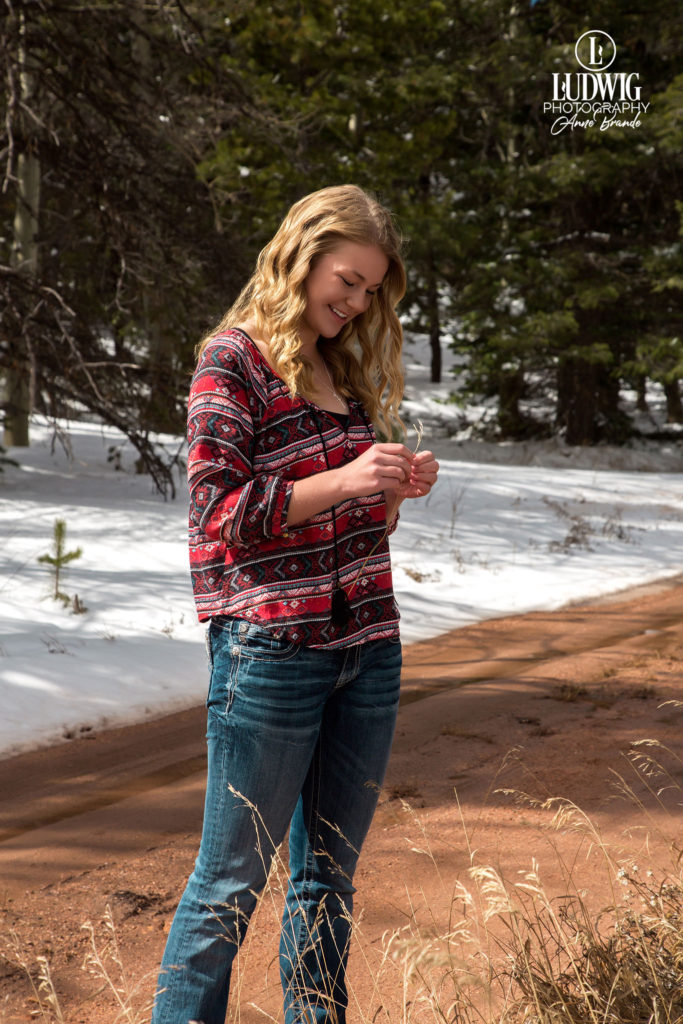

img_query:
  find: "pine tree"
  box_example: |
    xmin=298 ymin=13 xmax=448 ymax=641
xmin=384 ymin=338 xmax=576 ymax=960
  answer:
xmin=446 ymin=0 xmax=683 ymax=442
xmin=0 ymin=1 xmax=241 ymax=492
xmin=38 ymin=519 xmax=82 ymax=606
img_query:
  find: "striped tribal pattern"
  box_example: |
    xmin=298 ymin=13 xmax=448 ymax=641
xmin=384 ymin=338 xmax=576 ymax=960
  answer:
xmin=187 ymin=329 xmax=400 ymax=648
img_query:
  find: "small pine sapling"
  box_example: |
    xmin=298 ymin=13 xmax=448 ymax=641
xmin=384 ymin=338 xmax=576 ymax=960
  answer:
xmin=38 ymin=518 xmax=83 ymax=606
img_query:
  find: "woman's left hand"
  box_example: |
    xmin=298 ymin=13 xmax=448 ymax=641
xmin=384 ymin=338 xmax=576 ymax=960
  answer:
xmin=396 ymin=450 xmax=439 ymax=500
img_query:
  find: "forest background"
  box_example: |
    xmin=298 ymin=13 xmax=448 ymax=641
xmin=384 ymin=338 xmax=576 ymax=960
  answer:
xmin=1 ymin=0 xmax=682 ymax=495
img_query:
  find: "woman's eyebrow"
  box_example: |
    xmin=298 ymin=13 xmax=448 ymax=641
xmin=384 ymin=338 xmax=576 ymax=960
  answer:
xmin=344 ymin=268 xmax=385 ymax=288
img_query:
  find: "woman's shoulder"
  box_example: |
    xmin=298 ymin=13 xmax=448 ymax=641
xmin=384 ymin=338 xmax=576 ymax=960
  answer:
xmin=199 ymin=327 xmax=267 ymax=381
xmin=201 ymin=325 xmax=251 ymax=361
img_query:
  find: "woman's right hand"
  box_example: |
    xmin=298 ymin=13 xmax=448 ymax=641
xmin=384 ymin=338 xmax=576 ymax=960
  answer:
xmin=338 ymin=443 xmax=414 ymax=498
xmin=286 ymin=442 xmax=414 ymax=528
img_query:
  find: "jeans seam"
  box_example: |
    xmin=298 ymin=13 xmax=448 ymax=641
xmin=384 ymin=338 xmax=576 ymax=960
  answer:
xmin=227 ymin=636 xmax=240 ymax=714
xmin=295 ymin=742 xmax=322 ymax=968
xmin=206 ymin=626 xmax=240 ymax=720
xmin=156 ymin=728 xmax=231 ymax=1022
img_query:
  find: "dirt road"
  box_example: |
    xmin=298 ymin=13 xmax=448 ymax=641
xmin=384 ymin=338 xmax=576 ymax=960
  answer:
xmin=1 ymin=577 xmax=682 ymax=1023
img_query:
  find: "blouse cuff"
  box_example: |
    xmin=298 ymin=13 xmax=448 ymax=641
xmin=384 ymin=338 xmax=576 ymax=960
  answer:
xmin=209 ymin=474 xmax=294 ymax=545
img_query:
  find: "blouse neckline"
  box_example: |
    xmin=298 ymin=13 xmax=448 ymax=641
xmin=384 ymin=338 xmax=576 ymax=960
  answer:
xmin=226 ymin=326 xmax=353 ymax=421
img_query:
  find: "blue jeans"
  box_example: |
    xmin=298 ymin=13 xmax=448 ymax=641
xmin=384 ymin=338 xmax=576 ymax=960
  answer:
xmin=151 ymin=617 xmax=402 ymax=1024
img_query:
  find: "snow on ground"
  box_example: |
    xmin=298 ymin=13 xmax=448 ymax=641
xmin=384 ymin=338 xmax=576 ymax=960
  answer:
xmin=400 ymin=333 xmax=683 ymax=472
xmin=1 ymin=336 xmax=682 ymax=759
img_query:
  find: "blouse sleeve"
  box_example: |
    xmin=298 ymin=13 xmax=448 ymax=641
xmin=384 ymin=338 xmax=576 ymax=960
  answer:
xmin=187 ymin=343 xmax=293 ymax=547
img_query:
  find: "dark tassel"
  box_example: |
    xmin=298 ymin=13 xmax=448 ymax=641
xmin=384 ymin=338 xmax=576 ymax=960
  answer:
xmin=331 ymin=586 xmax=351 ymax=627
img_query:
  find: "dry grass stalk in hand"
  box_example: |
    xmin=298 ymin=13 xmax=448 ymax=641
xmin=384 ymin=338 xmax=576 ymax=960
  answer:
xmin=346 ymin=421 xmax=424 ymax=599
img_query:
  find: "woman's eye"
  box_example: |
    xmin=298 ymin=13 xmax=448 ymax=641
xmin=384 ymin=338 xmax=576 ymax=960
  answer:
xmin=339 ymin=274 xmax=377 ymax=296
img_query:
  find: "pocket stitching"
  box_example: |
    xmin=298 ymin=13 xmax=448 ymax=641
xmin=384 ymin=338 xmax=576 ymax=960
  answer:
xmin=235 ymin=638 xmax=299 ymax=662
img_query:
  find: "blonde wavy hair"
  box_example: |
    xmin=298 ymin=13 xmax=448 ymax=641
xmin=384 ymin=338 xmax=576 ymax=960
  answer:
xmin=197 ymin=184 xmax=407 ymax=438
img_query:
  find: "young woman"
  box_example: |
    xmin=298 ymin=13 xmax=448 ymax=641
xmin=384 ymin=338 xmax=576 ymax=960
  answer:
xmin=151 ymin=184 xmax=439 ymax=1024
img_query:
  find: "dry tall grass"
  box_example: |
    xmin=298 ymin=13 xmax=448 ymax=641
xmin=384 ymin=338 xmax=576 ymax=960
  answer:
xmin=3 ymin=726 xmax=682 ymax=1024
xmin=376 ymin=732 xmax=683 ymax=1024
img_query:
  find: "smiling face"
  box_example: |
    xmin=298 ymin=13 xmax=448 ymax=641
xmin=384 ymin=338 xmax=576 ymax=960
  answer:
xmin=300 ymin=241 xmax=389 ymax=349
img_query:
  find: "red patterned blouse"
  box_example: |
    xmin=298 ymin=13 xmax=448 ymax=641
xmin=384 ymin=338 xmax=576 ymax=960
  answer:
xmin=187 ymin=329 xmax=400 ymax=648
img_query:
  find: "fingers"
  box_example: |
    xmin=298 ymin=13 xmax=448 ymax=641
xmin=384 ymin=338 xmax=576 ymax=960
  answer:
xmin=377 ymin=442 xmax=414 ymax=458
xmin=372 ymin=443 xmax=413 ymax=483
xmin=412 ymin=449 xmax=437 ymax=466
xmin=410 ymin=451 xmax=439 ymax=478
xmin=401 ymin=450 xmax=439 ymax=498
xmin=351 ymin=443 xmax=413 ymax=495
xmin=362 ymin=444 xmax=439 ymax=496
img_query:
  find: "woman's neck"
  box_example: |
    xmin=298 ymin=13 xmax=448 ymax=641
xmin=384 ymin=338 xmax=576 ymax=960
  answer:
xmin=236 ymin=321 xmax=347 ymax=414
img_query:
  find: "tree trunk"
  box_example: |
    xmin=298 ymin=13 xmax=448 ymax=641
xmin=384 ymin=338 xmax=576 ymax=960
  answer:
xmin=664 ymin=379 xmax=683 ymax=423
xmin=129 ymin=12 xmax=181 ymax=435
xmin=557 ymin=357 xmax=597 ymax=445
xmin=498 ymin=368 xmax=525 ymax=437
xmin=417 ymin=173 xmax=442 ymax=385
xmin=426 ymin=255 xmax=441 ymax=384
xmin=143 ymin=306 xmax=182 ymax=433
xmin=4 ymin=14 xmax=40 ymax=449
xmin=636 ymin=374 xmax=648 ymax=412
xmin=596 ymin=363 xmax=630 ymax=442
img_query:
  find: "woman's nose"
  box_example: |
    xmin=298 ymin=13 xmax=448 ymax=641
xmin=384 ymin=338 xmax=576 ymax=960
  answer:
xmin=348 ymin=289 xmax=371 ymax=314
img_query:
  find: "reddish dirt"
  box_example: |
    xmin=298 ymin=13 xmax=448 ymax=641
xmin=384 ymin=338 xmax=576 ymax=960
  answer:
xmin=1 ymin=578 xmax=682 ymax=1023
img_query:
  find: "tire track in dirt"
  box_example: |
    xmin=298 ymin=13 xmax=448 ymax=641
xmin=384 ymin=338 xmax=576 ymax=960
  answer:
xmin=1 ymin=575 xmax=681 ymax=850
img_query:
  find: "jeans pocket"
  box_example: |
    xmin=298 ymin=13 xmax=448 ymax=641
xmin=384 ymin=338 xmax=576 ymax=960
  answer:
xmin=235 ymin=621 xmax=300 ymax=662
